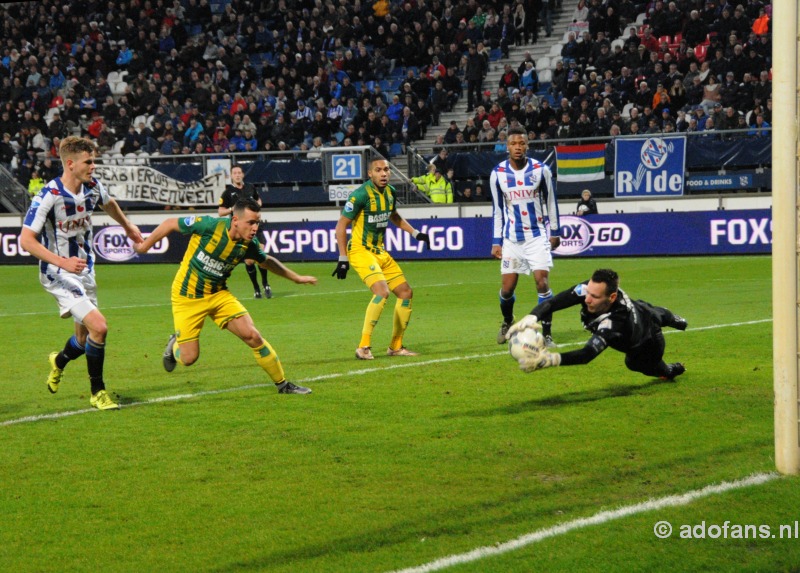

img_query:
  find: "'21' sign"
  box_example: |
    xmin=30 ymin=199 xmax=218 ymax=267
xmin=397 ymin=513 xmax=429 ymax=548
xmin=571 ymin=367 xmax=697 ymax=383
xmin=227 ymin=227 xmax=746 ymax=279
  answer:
xmin=331 ymin=154 xmax=363 ymax=180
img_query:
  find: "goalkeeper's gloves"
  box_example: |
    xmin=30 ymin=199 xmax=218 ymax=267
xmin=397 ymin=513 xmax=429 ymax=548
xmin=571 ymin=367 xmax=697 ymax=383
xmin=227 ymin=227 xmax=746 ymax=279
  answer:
xmin=415 ymin=231 xmax=430 ymax=250
xmin=505 ymin=315 xmax=542 ymax=340
xmin=518 ymin=350 xmax=561 ymax=373
xmin=332 ymin=256 xmax=349 ymax=279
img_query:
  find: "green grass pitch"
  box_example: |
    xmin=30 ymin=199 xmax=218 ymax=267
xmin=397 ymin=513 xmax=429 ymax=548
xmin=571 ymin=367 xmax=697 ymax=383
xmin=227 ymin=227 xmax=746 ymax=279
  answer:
xmin=1 ymin=255 xmax=798 ymax=572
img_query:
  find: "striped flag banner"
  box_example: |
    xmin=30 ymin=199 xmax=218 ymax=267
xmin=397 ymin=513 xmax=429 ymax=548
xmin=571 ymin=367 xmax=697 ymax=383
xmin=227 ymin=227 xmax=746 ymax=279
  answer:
xmin=555 ymin=144 xmax=606 ymax=182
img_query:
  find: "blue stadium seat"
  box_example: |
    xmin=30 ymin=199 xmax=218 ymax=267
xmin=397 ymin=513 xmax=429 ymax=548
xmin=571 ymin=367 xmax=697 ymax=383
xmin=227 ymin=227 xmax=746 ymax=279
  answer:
xmin=489 ymin=48 xmax=502 ymax=61
xmin=389 ymin=143 xmax=403 ymax=157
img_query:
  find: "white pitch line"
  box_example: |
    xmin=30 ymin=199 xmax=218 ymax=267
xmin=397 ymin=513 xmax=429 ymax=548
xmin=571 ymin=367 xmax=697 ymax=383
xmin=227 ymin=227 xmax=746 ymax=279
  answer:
xmin=384 ymin=472 xmax=780 ymax=573
xmin=0 ymin=317 xmax=773 ymax=428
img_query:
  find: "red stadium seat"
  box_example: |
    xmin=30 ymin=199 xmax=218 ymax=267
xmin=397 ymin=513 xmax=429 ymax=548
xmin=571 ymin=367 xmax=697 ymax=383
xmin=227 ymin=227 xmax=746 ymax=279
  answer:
xmin=673 ymin=32 xmax=682 ymax=44
xmin=694 ymin=44 xmax=708 ymax=62
xmin=658 ymin=35 xmax=671 ymax=45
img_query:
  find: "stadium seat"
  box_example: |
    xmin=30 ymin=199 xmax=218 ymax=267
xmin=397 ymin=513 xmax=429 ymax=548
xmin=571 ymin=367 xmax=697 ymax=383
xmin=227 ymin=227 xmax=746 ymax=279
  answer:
xmin=622 ymin=102 xmax=635 ymax=118
xmin=107 ymin=71 xmax=120 ymax=84
xmin=611 ymin=39 xmax=625 ymax=52
xmin=389 ymin=143 xmax=403 ymax=157
xmin=538 ymin=69 xmax=552 ymax=83
xmin=536 ymin=56 xmax=551 ymax=71
xmin=635 ymin=12 xmax=647 ymax=24
xmin=694 ymin=44 xmax=708 ymax=62
xmin=673 ymin=32 xmax=682 ymax=44
xmin=551 ymin=55 xmax=562 ymax=68
xmin=111 ymin=81 xmax=128 ymax=96
xmin=549 ymin=43 xmax=563 ymax=56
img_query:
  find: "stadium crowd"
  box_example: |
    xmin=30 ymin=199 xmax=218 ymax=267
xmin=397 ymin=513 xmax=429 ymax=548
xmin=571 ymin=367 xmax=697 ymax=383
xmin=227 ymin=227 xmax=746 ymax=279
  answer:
xmin=0 ymin=0 xmax=772 ymax=194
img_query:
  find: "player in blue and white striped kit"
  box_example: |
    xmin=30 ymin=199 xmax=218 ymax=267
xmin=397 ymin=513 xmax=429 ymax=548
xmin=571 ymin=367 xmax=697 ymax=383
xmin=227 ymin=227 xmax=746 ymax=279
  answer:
xmin=489 ymin=126 xmax=561 ymax=346
xmin=20 ymin=136 xmax=142 ymax=410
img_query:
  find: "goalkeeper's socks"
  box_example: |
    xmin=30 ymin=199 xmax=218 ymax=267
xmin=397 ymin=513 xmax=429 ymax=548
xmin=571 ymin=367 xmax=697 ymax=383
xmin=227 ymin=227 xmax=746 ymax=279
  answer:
xmin=253 ymin=339 xmax=285 ymax=383
xmin=245 ymin=263 xmax=260 ymax=290
xmin=359 ymin=295 xmax=387 ymax=348
xmin=56 ymin=335 xmax=86 ymax=370
xmin=499 ymin=291 xmax=516 ymax=324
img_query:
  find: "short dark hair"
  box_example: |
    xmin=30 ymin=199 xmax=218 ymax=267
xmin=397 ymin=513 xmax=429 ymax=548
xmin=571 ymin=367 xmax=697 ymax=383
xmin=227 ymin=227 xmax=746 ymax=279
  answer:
xmin=233 ymin=198 xmax=261 ymax=216
xmin=507 ymin=125 xmax=527 ymax=138
xmin=591 ymin=268 xmax=619 ymax=295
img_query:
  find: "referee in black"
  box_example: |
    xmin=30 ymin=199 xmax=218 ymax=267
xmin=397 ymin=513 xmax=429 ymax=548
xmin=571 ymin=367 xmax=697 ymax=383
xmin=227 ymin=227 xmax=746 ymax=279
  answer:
xmin=218 ymin=164 xmax=272 ymax=298
xmin=507 ymin=268 xmax=687 ymax=379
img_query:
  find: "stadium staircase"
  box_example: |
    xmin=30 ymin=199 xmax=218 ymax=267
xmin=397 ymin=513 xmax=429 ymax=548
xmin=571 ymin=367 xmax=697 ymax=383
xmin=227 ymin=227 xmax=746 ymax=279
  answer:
xmin=0 ymin=165 xmax=29 ymax=214
xmin=411 ymin=5 xmax=577 ymax=168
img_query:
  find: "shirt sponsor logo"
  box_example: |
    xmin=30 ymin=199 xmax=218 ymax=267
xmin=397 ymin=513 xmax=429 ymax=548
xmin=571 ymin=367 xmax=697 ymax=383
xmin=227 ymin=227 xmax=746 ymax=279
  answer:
xmin=196 ymin=250 xmax=234 ymax=276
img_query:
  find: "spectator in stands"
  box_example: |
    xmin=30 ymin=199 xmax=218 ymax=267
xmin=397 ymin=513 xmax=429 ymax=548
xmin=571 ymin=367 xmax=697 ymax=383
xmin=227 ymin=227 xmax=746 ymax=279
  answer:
xmin=747 ymin=113 xmax=770 ymax=137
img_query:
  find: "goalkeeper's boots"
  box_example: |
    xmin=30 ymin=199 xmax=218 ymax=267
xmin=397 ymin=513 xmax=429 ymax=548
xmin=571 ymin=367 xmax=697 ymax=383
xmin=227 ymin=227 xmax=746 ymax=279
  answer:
xmin=163 ymin=333 xmax=178 ymax=372
xmin=497 ymin=320 xmax=513 ymax=344
xmin=661 ymin=363 xmax=686 ymax=381
xmin=90 ymin=389 xmax=120 ymax=410
xmin=544 ymin=335 xmax=557 ymax=349
xmin=46 ymin=352 xmax=63 ymax=394
xmin=276 ymin=381 xmax=312 ymax=394
xmin=386 ymin=346 xmax=419 ymax=357
xmin=670 ymin=315 xmax=688 ymax=331
xmin=355 ymin=346 xmax=374 ymax=360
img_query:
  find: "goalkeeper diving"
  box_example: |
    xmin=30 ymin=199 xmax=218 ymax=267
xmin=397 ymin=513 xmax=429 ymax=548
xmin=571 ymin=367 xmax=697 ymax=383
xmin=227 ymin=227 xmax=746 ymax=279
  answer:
xmin=507 ymin=268 xmax=687 ymax=380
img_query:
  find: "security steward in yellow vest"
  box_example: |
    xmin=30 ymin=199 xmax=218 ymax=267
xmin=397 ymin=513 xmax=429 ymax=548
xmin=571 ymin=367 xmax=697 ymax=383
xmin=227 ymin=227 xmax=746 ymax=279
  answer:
xmin=411 ymin=166 xmax=453 ymax=203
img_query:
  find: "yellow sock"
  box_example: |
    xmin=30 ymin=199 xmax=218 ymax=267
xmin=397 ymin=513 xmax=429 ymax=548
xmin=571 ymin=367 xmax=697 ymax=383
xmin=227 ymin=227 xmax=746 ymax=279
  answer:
xmin=252 ymin=339 xmax=285 ymax=383
xmin=389 ymin=298 xmax=412 ymax=350
xmin=174 ymin=345 xmax=184 ymax=366
xmin=359 ymin=294 xmax=387 ymax=348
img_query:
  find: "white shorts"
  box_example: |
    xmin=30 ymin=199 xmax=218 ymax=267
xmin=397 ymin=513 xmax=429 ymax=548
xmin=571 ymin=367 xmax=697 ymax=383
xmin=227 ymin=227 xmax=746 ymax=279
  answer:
xmin=500 ymin=236 xmax=553 ymax=275
xmin=40 ymin=271 xmax=99 ymax=322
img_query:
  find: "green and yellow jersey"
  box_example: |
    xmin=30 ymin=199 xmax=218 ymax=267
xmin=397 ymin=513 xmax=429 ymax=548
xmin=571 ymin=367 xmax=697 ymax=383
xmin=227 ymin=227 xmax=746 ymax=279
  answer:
xmin=341 ymin=180 xmax=397 ymax=254
xmin=172 ymin=215 xmax=266 ymax=298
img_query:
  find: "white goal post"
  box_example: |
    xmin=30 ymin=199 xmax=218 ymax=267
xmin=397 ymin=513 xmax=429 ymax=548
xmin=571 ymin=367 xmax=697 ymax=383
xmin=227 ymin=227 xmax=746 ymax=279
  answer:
xmin=772 ymin=0 xmax=800 ymax=474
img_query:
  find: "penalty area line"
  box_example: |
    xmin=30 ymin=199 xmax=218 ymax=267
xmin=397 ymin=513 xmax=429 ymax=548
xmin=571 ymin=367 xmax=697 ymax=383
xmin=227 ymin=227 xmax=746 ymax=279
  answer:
xmin=384 ymin=472 xmax=780 ymax=573
xmin=0 ymin=318 xmax=772 ymax=428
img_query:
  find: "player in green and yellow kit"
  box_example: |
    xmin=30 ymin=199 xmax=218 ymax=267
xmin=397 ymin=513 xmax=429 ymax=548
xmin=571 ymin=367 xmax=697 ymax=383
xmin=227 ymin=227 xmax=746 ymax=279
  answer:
xmin=333 ymin=158 xmax=430 ymax=360
xmin=133 ymin=198 xmax=317 ymax=394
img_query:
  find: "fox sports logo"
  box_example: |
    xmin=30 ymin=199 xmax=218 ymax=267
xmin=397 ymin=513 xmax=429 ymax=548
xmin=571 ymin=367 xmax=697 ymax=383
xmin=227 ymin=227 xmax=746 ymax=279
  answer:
xmin=554 ymin=216 xmax=631 ymax=255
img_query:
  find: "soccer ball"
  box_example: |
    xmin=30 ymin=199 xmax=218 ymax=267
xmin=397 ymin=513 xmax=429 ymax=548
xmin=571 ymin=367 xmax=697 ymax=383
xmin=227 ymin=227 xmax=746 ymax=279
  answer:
xmin=508 ymin=327 xmax=545 ymax=363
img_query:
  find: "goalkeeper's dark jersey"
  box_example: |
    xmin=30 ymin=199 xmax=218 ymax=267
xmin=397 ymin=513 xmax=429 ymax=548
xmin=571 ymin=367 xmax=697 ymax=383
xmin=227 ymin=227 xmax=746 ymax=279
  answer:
xmin=532 ymin=282 xmax=663 ymax=365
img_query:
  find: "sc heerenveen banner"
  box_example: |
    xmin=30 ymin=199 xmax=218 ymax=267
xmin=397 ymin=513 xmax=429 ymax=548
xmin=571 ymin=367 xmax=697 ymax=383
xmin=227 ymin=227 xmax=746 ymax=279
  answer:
xmin=614 ymin=136 xmax=686 ymax=198
xmin=93 ymin=165 xmax=226 ymax=206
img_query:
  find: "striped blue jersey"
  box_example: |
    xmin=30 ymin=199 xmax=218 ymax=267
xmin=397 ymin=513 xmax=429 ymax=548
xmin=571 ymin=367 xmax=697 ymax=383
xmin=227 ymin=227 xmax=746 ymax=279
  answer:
xmin=489 ymin=158 xmax=559 ymax=245
xmin=23 ymin=176 xmax=109 ymax=275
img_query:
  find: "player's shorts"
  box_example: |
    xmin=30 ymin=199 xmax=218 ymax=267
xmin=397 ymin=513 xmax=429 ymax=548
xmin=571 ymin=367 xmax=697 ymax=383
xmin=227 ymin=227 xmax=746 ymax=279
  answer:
xmin=41 ymin=270 xmax=98 ymax=322
xmin=500 ymin=236 xmax=553 ymax=275
xmin=348 ymin=248 xmax=406 ymax=290
xmin=172 ymin=289 xmax=248 ymax=344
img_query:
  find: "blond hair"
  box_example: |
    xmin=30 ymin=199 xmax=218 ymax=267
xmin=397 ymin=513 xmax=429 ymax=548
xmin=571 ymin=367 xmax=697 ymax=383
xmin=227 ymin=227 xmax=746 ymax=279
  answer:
xmin=59 ymin=136 xmax=97 ymax=165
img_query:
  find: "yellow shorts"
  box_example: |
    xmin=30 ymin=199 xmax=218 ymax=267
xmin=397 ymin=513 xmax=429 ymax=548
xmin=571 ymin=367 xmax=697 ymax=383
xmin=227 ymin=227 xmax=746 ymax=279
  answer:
xmin=172 ymin=290 xmax=248 ymax=344
xmin=348 ymin=248 xmax=406 ymax=290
